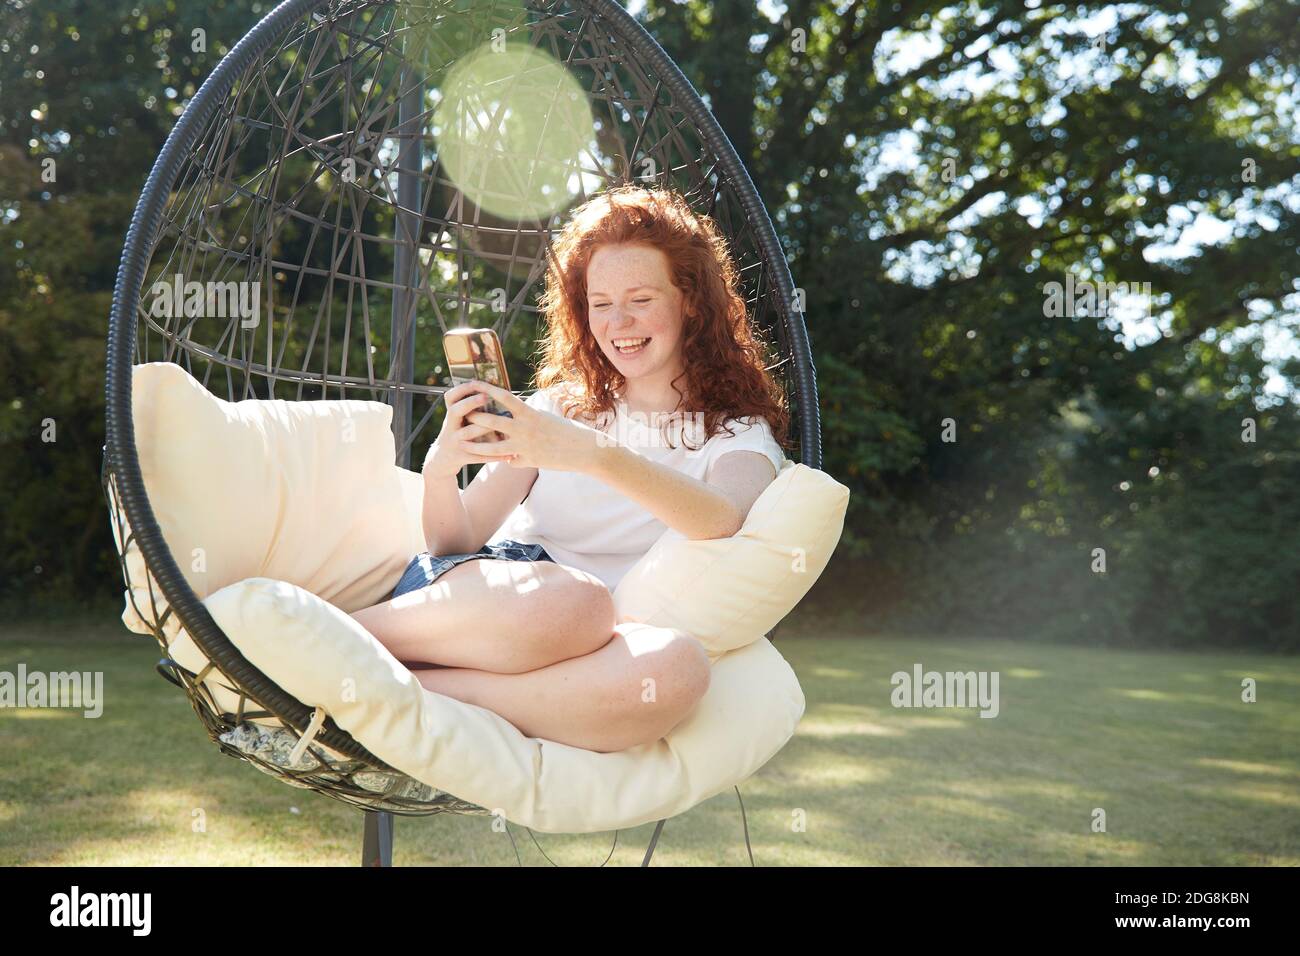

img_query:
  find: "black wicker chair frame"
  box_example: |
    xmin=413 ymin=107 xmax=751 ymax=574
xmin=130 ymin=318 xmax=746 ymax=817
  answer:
xmin=103 ymin=0 xmax=820 ymax=866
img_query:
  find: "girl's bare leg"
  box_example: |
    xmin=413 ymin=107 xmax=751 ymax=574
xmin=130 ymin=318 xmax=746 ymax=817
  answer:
xmin=410 ymin=623 xmax=712 ymax=752
xmin=350 ymin=558 xmax=615 ymax=675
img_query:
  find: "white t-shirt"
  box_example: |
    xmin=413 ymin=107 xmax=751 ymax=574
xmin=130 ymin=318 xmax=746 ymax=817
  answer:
xmin=487 ymin=385 xmax=786 ymax=590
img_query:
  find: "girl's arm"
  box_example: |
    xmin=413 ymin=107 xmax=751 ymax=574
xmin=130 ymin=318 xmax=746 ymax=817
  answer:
xmin=420 ymin=469 xmax=474 ymax=556
xmin=421 ymin=460 xmax=539 ymax=556
xmin=584 ymin=443 xmax=776 ymax=540
xmin=421 ymin=382 xmax=545 ymax=556
xmin=461 ymin=380 xmax=777 ymax=541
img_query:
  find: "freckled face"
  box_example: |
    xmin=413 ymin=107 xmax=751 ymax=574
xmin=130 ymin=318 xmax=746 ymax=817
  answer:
xmin=585 ymin=243 xmax=688 ymax=384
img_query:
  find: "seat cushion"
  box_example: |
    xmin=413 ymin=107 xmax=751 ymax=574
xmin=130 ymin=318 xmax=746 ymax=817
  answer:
xmin=205 ymin=576 xmax=805 ymax=833
xmin=613 ymin=460 xmax=849 ymax=660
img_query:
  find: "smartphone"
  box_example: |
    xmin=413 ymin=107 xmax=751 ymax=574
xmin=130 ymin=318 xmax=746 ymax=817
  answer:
xmin=442 ymin=327 xmax=513 ymax=442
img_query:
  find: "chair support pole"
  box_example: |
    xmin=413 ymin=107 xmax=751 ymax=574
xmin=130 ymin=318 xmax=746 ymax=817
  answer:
xmin=390 ymin=60 xmax=423 ymax=468
xmin=640 ymin=819 xmax=666 ymax=866
xmin=362 ymin=809 xmax=394 ymax=866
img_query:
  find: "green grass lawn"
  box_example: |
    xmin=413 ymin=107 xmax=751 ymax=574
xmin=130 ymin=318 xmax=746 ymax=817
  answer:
xmin=1 ymin=609 xmax=1297 ymax=865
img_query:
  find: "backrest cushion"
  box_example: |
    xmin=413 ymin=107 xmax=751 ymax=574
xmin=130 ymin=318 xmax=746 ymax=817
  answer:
xmin=115 ymin=363 xmax=424 ymax=642
xmin=612 ymin=460 xmax=850 ymax=659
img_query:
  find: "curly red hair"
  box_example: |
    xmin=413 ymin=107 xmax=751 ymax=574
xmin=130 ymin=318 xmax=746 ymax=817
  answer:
xmin=533 ymin=183 xmax=790 ymax=452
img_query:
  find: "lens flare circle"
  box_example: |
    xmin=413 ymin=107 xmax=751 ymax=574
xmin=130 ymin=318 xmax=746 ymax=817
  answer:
xmin=434 ymin=41 xmax=593 ymax=220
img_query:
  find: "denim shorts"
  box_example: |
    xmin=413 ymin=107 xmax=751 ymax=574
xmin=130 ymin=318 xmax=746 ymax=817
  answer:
xmin=390 ymin=538 xmax=555 ymax=598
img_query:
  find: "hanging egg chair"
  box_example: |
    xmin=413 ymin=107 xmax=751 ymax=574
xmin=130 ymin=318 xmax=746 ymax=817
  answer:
xmin=103 ymin=0 xmax=827 ymax=866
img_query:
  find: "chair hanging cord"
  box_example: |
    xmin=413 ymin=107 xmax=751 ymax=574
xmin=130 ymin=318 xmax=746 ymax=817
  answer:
xmin=288 ymin=706 xmax=328 ymax=768
xmin=520 ymin=825 xmax=618 ymax=866
xmin=735 ymin=786 xmax=755 ymax=866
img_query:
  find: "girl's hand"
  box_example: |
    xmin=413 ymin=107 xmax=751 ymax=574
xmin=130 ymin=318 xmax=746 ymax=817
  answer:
xmin=463 ymin=380 xmax=603 ymax=473
xmin=421 ymin=381 xmax=518 ymax=479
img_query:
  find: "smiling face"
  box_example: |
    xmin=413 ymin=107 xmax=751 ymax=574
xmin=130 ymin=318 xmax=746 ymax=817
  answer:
xmin=585 ymin=243 xmax=689 ymax=398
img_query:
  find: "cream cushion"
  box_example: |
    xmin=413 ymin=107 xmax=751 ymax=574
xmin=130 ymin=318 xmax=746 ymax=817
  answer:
xmin=613 ymin=460 xmax=848 ymax=661
xmin=204 ymin=576 xmax=803 ymax=832
xmin=111 ymin=363 xmax=424 ymax=724
xmin=111 ymin=362 xmax=846 ymax=831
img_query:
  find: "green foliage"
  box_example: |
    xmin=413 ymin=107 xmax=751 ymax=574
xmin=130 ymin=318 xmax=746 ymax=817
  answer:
xmin=645 ymin=0 xmax=1300 ymax=648
xmin=1 ymin=1 xmax=1296 ymax=646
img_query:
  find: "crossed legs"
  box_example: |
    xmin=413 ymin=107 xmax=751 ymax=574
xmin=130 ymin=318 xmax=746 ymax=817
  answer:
xmin=349 ymin=558 xmax=711 ymax=752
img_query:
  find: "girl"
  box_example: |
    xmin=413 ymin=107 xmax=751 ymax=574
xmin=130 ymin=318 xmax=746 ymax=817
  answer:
xmin=351 ymin=185 xmax=790 ymax=752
